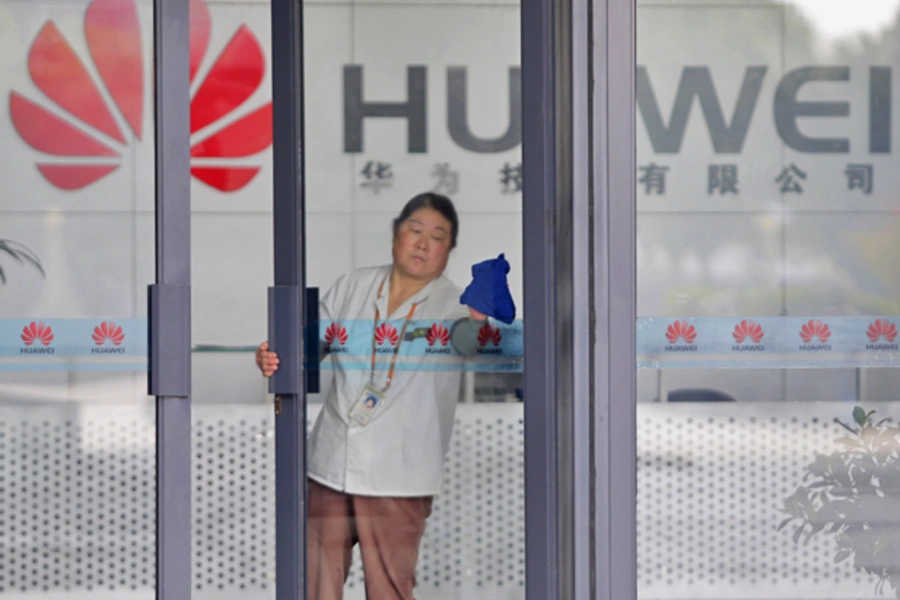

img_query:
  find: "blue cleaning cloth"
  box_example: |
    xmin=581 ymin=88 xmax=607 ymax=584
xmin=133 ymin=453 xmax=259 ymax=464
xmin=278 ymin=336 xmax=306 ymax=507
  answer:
xmin=460 ymin=253 xmax=516 ymax=324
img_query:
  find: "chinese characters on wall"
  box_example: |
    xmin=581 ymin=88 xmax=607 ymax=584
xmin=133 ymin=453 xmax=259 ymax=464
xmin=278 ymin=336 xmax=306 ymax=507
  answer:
xmin=638 ymin=162 xmax=875 ymax=196
xmin=357 ymin=161 xmax=523 ymax=195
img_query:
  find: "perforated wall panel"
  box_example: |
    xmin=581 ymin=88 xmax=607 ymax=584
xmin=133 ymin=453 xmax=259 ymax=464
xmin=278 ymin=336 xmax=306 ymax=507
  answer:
xmin=193 ymin=411 xmax=275 ymax=595
xmin=0 ymin=406 xmax=155 ymax=597
xmin=0 ymin=404 xmax=525 ymax=600
xmin=2 ymin=401 xmax=894 ymax=599
xmin=637 ymin=402 xmax=890 ymax=600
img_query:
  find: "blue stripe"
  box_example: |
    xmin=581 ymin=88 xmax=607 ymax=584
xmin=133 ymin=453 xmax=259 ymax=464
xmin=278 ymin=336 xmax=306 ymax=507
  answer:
xmin=0 ymin=362 xmax=148 ymax=372
xmin=3 ymin=316 xmax=900 ymax=372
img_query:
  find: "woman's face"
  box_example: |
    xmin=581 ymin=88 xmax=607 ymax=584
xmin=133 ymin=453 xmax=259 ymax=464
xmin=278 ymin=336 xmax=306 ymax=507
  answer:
xmin=392 ymin=207 xmax=454 ymax=283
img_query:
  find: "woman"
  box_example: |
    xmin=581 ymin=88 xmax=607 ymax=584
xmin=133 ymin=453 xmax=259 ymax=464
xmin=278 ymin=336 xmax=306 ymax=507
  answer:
xmin=256 ymin=192 xmax=487 ymax=600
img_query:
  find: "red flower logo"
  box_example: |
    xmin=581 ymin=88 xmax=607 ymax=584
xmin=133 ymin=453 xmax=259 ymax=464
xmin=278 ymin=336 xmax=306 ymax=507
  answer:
xmin=10 ymin=0 xmax=272 ymax=192
xmin=92 ymin=321 xmax=125 ymax=346
xmin=732 ymin=320 xmax=764 ymax=344
xmin=867 ymin=319 xmax=898 ymax=343
xmin=426 ymin=323 xmax=450 ymax=346
xmin=477 ymin=323 xmax=502 ymax=347
xmin=324 ymin=322 xmax=347 ymax=346
xmin=800 ymin=319 xmax=831 ymax=344
xmin=665 ymin=320 xmax=696 ymax=344
xmin=374 ymin=323 xmax=399 ymax=346
xmin=21 ymin=321 xmax=54 ymax=346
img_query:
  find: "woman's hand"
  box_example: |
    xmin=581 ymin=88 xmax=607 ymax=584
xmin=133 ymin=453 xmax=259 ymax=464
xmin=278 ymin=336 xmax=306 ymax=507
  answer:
xmin=467 ymin=306 xmax=488 ymax=321
xmin=256 ymin=341 xmax=280 ymax=377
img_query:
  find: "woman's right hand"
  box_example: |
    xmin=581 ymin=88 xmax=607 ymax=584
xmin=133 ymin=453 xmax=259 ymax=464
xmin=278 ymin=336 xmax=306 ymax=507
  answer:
xmin=256 ymin=341 xmax=280 ymax=377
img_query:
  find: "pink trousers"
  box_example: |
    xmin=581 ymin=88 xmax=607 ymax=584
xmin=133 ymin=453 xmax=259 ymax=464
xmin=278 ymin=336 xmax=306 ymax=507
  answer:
xmin=307 ymin=478 xmax=433 ymax=600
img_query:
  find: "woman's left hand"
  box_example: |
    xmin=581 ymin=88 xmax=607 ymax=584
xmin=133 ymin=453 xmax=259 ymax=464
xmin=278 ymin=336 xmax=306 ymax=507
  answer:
xmin=467 ymin=306 xmax=488 ymax=321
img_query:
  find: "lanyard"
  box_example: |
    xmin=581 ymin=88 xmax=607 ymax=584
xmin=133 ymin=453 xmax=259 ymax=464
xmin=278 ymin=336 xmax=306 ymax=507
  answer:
xmin=369 ymin=277 xmax=418 ymax=390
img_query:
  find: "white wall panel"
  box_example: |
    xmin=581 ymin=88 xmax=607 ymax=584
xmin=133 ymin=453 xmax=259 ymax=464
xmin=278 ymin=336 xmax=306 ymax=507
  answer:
xmin=305 ymin=5 xmax=355 ymax=214
xmin=191 ymin=213 xmax=272 ymax=345
xmin=637 ymin=6 xmax=784 ymax=214
xmin=306 ymin=212 xmax=355 ymax=293
xmin=349 ymin=5 xmax=521 ymax=213
xmin=637 ymin=213 xmax=784 ymax=317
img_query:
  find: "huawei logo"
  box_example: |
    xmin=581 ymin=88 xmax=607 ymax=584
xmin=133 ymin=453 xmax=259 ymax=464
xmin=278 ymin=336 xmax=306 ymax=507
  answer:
xmin=477 ymin=323 xmax=502 ymax=347
xmin=374 ymin=323 xmax=399 ymax=346
xmin=9 ymin=0 xmax=272 ymax=193
xmin=21 ymin=321 xmax=54 ymax=346
xmin=867 ymin=319 xmax=898 ymax=343
xmin=732 ymin=320 xmax=764 ymax=344
xmin=92 ymin=321 xmax=125 ymax=346
xmin=665 ymin=320 xmax=696 ymax=344
xmin=800 ymin=319 xmax=831 ymax=344
xmin=324 ymin=322 xmax=348 ymax=346
xmin=426 ymin=323 xmax=450 ymax=346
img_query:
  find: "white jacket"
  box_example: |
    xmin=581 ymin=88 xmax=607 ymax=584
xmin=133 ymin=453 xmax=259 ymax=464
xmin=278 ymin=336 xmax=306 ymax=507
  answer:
xmin=308 ymin=265 xmax=478 ymax=497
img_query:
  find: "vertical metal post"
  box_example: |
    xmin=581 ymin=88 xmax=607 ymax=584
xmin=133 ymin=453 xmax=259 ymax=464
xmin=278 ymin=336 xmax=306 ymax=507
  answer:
xmin=592 ymin=0 xmax=637 ymax=598
xmin=521 ymin=0 xmax=570 ymax=596
xmin=150 ymin=0 xmax=192 ymax=598
xmin=571 ymin=0 xmax=592 ymax=593
xmin=270 ymin=0 xmax=307 ymax=598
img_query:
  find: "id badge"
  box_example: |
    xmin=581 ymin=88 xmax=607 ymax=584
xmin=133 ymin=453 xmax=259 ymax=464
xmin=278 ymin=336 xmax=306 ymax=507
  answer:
xmin=348 ymin=383 xmax=385 ymax=426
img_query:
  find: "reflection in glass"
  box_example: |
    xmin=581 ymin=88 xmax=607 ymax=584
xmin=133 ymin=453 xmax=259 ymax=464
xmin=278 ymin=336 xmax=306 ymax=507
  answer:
xmin=303 ymin=2 xmax=524 ymax=597
xmin=0 ymin=0 xmax=156 ymax=596
xmin=637 ymin=1 xmax=900 ymax=599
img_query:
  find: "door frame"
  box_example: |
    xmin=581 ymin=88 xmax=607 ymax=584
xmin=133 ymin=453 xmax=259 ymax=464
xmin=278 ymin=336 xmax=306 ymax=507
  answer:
xmin=146 ymin=0 xmax=641 ymax=597
xmin=579 ymin=0 xmax=639 ymax=598
xmin=268 ymin=0 xmax=308 ymax=599
xmin=150 ymin=0 xmax=193 ymax=599
xmin=265 ymin=0 xmax=638 ymax=597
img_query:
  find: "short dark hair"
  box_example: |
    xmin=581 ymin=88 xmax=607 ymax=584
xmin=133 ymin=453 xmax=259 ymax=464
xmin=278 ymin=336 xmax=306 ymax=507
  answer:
xmin=392 ymin=192 xmax=459 ymax=248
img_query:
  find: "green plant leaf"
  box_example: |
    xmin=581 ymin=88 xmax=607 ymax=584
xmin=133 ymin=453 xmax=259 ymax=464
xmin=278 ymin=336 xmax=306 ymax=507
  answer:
xmin=796 ymin=487 xmax=816 ymax=514
xmin=854 ymin=406 xmax=868 ymax=427
xmin=777 ymin=517 xmax=794 ymax=532
xmin=835 ymin=549 xmax=852 ymax=563
xmin=836 ymin=436 xmax=864 ymax=448
xmin=0 ymin=239 xmax=44 ymax=285
xmin=836 ymin=419 xmax=859 ymax=434
xmin=804 ymin=522 xmax=826 ymax=544
xmin=830 ymin=458 xmax=853 ymax=487
xmin=891 ymin=575 xmax=900 ymax=599
xmin=858 ymin=454 xmax=880 ymax=474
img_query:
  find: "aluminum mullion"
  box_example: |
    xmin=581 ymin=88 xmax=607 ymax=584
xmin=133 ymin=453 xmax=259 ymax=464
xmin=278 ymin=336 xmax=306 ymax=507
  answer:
xmin=592 ymin=0 xmax=637 ymax=597
xmin=270 ymin=1 xmax=307 ymax=599
xmin=571 ymin=0 xmax=593 ymax=593
xmin=605 ymin=0 xmax=637 ymax=594
xmin=521 ymin=0 xmax=561 ymax=596
xmin=152 ymin=0 xmax=192 ymax=599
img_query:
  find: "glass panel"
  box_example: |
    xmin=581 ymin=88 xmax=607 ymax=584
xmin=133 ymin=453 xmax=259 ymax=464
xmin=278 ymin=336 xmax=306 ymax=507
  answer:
xmin=300 ymin=0 xmax=525 ymax=597
xmin=187 ymin=0 xmax=276 ymax=598
xmin=0 ymin=0 xmax=155 ymax=597
xmin=637 ymin=1 xmax=900 ymax=599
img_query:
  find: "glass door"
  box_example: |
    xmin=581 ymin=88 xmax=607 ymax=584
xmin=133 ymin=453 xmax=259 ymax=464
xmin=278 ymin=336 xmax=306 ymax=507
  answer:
xmin=186 ymin=0 xmax=277 ymax=598
xmin=260 ymin=0 xmax=538 ymax=597
xmin=0 ymin=0 xmax=193 ymax=598
xmin=0 ymin=0 xmax=157 ymax=596
xmin=302 ymin=7 xmax=526 ymax=590
xmin=300 ymin=3 xmax=526 ymax=596
xmin=635 ymin=2 xmax=900 ymax=599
